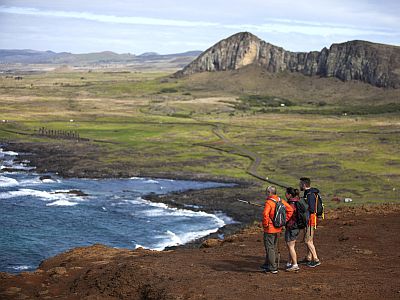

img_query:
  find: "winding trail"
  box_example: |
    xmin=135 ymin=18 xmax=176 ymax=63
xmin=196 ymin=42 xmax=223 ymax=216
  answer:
xmin=1 ymin=116 xmax=289 ymax=187
xmin=195 ymin=121 xmax=289 ymax=188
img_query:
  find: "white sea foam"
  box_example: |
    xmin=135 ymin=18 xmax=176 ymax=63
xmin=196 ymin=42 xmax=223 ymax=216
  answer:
xmin=0 ymin=149 xmax=18 ymax=156
xmin=177 ymin=228 xmax=221 ymax=245
xmin=131 ymin=196 xmax=226 ymax=226
xmin=152 ymin=230 xmax=183 ymax=250
xmin=19 ymin=178 xmax=42 ymax=185
xmin=141 ymin=206 xmax=226 ymax=225
xmin=151 ymin=227 xmax=222 ymax=251
xmin=0 ymin=176 xmax=19 ymax=187
xmin=46 ymin=200 xmax=78 ymax=206
xmin=144 ymin=179 xmax=159 ymax=184
xmin=0 ymin=189 xmax=59 ymax=200
xmin=0 ymin=188 xmax=82 ymax=202
xmin=130 ymin=176 xmax=141 ymax=180
xmin=214 ymin=212 xmax=238 ymax=225
xmin=41 ymin=179 xmax=55 ymax=183
xmin=9 ymin=163 xmax=36 ymax=171
xmin=9 ymin=265 xmax=32 ymax=271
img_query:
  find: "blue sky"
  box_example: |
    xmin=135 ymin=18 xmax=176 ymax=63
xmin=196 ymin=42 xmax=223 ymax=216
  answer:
xmin=0 ymin=0 xmax=399 ymax=54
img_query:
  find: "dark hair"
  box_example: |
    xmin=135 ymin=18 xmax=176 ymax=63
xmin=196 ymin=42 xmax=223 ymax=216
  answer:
xmin=300 ymin=177 xmax=311 ymax=187
xmin=286 ymin=187 xmax=300 ymax=198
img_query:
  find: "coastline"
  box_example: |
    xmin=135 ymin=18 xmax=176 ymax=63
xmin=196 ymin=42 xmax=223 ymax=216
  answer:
xmin=1 ymin=141 xmax=265 ymax=252
xmin=2 ymin=141 xmax=400 ymax=299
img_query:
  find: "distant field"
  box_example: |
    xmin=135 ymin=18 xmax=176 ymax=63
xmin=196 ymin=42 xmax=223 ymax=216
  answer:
xmin=1 ymin=69 xmax=399 ymax=204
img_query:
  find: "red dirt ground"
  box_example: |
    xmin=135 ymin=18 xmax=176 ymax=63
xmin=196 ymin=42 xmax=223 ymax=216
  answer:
xmin=1 ymin=204 xmax=400 ymax=300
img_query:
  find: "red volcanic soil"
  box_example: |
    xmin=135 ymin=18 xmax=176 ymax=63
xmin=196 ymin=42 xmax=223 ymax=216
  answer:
xmin=1 ymin=204 xmax=400 ymax=300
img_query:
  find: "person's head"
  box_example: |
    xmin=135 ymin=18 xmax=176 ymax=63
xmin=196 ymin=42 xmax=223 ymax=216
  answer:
xmin=266 ymin=185 xmax=277 ymax=196
xmin=285 ymin=187 xmax=300 ymax=200
xmin=299 ymin=177 xmax=311 ymax=191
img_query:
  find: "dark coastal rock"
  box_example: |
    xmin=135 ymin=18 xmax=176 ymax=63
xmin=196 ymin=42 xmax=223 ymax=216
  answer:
xmin=175 ymin=32 xmax=400 ymax=88
xmin=54 ymin=190 xmax=88 ymax=197
xmin=39 ymin=175 xmax=52 ymax=181
xmin=0 ymin=168 xmax=16 ymax=172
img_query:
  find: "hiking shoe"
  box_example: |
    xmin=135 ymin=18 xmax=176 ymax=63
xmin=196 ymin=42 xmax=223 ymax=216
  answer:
xmin=264 ymin=269 xmax=278 ymax=274
xmin=260 ymin=263 xmax=269 ymax=270
xmin=306 ymin=260 xmax=321 ymax=268
xmin=298 ymin=258 xmax=312 ymax=265
xmin=286 ymin=262 xmax=292 ymax=268
xmin=286 ymin=264 xmax=300 ymax=272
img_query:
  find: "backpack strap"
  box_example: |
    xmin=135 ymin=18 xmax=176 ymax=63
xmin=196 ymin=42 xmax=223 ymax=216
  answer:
xmin=313 ymin=193 xmax=318 ymax=229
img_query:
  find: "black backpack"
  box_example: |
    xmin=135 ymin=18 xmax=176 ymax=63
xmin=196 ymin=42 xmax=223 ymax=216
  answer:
xmin=315 ymin=193 xmax=324 ymax=218
xmin=270 ymin=198 xmax=287 ymax=228
xmin=295 ymin=198 xmax=309 ymax=229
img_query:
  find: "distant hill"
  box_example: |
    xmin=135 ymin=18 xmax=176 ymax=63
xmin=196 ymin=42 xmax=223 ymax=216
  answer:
xmin=0 ymin=49 xmax=202 ymax=66
xmin=176 ymin=32 xmax=400 ymax=88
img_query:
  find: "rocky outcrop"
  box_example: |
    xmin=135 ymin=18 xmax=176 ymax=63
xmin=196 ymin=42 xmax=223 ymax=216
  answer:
xmin=175 ymin=32 xmax=400 ymax=88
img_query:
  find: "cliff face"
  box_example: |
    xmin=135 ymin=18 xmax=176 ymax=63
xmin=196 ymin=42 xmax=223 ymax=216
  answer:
xmin=176 ymin=32 xmax=400 ymax=88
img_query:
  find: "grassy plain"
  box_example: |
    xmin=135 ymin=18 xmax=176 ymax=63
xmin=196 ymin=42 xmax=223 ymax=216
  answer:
xmin=1 ymin=68 xmax=399 ymax=204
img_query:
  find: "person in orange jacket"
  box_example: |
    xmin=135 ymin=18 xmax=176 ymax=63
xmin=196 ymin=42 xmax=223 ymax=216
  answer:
xmin=261 ymin=186 xmax=294 ymax=274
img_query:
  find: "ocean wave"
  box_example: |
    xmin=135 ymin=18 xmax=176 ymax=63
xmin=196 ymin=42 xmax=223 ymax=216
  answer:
xmin=41 ymin=178 xmax=56 ymax=183
xmin=151 ymin=230 xmax=183 ymax=250
xmin=19 ymin=178 xmax=42 ymax=185
xmin=0 ymin=149 xmax=18 ymax=156
xmin=0 ymin=188 xmax=83 ymax=202
xmin=0 ymin=176 xmax=19 ymax=187
xmin=140 ymin=205 xmax=226 ymax=225
xmin=131 ymin=197 xmax=226 ymax=226
xmin=144 ymin=179 xmax=159 ymax=184
xmin=151 ymin=228 xmax=221 ymax=251
xmin=9 ymin=265 xmax=32 ymax=271
xmin=214 ymin=211 xmax=238 ymax=225
xmin=0 ymin=189 xmax=59 ymax=200
xmin=177 ymin=228 xmax=221 ymax=245
xmin=8 ymin=163 xmax=36 ymax=171
xmin=46 ymin=200 xmax=78 ymax=206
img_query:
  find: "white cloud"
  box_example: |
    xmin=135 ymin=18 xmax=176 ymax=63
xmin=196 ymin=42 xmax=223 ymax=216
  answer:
xmin=0 ymin=2 xmax=399 ymax=53
xmin=224 ymin=19 xmax=398 ymax=38
xmin=1 ymin=5 xmax=397 ymax=39
xmin=0 ymin=6 xmax=219 ymax=27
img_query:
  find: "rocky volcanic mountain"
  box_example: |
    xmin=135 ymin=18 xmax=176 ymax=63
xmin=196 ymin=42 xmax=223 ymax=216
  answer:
xmin=176 ymin=32 xmax=400 ymax=88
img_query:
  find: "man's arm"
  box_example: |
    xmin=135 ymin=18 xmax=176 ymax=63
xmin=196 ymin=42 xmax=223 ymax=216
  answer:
xmin=262 ymin=202 xmax=271 ymax=229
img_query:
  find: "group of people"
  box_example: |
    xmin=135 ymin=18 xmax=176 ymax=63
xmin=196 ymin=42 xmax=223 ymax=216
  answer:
xmin=261 ymin=177 xmax=322 ymax=274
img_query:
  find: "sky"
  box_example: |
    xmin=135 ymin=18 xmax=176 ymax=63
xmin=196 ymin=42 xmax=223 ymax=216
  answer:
xmin=0 ymin=0 xmax=399 ymax=54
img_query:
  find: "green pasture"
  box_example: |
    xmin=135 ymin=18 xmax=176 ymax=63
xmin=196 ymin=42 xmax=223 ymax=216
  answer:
xmin=1 ymin=70 xmax=399 ymax=204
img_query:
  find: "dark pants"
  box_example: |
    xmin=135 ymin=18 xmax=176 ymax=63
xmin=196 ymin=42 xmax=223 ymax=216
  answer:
xmin=263 ymin=232 xmax=278 ymax=271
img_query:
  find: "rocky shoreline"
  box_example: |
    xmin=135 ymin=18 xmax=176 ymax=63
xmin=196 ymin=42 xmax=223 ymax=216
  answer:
xmin=1 ymin=141 xmax=265 ymax=251
xmin=2 ymin=141 xmax=400 ymax=299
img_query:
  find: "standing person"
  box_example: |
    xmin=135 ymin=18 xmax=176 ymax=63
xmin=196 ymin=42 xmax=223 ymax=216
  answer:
xmin=261 ymin=186 xmax=293 ymax=274
xmin=285 ymin=187 xmax=301 ymax=272
xmin=299 ymin=177 xmax=321 ymax=268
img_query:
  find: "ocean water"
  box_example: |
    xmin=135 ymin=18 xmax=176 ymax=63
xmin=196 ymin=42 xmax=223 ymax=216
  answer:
xmin=0 ymin=148 xmax=235 ymax=273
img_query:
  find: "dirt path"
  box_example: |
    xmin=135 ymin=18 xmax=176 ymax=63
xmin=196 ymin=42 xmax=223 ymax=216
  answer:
xmin=1 ymin=205 xmax=399 ymax=299
xmin=197 ymin=122 xmax=289 ymax=188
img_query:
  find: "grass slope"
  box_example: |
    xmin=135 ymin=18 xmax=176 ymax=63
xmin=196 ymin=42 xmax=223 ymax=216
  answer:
xmin=0 ymin=69 xmax=399 ymax=204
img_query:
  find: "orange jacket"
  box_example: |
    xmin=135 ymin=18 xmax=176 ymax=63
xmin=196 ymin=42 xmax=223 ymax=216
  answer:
xmin=262 ymin=195 xmax=294 ymax=233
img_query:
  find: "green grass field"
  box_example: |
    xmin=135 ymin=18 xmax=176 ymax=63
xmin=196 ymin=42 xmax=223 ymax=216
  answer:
xmin=1 ymin=69 xmax=399 ymax=204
